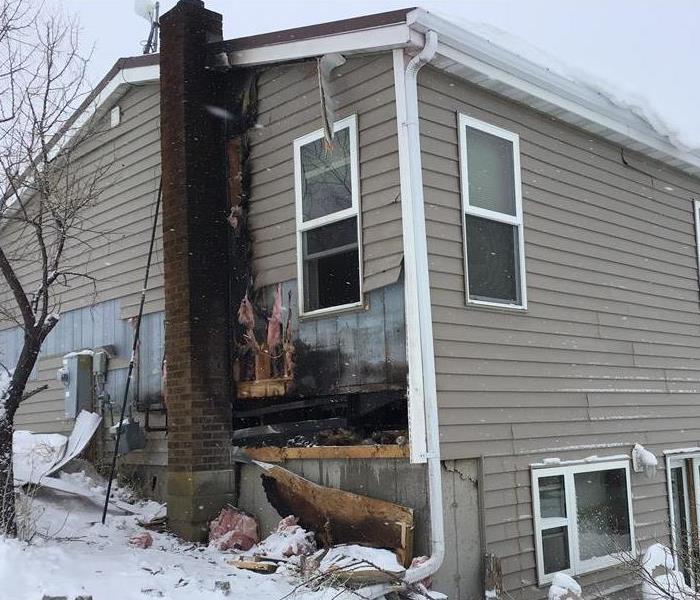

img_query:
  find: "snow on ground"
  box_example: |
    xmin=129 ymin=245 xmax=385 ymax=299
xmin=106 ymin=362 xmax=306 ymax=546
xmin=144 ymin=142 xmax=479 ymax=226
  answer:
xmin=3 ymin=473 xmax=372 ymax=600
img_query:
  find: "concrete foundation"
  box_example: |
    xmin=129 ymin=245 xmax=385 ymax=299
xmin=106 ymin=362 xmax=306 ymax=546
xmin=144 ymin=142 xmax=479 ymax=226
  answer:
xmin=168 ymin=469 xmax=236 ymax=540
xmin=440 ymin=459 xmax=483 ymax=600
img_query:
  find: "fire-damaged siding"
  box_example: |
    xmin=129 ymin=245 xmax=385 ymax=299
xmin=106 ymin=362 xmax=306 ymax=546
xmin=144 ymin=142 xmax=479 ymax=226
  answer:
xmin=417 ymin=65 xmax=700 ymax=595
xmin=248 ymin=53 xmax=402 ymax=292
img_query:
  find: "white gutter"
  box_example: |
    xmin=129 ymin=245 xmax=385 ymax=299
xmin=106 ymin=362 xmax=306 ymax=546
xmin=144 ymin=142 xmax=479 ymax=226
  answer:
xmin=394 ymin=31 xmax=445 ymax=585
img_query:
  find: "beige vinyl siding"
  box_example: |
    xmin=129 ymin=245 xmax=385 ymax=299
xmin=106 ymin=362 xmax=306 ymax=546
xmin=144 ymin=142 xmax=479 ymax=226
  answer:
xmin=1 ymin=83 xmax=163 ymax=444
xmin=248 ymin=54 xmax=402 ymax=292
xmin=17 ymin=355 xmax=70 ymax=433
xmin=0 ymin=82 xmax=163 ymax=328
xmin=419 ymin=65 xmax=700 ymax=596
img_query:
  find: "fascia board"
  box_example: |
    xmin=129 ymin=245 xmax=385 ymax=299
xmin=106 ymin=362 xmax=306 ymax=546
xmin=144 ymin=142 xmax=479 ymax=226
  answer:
xmin=228 ymin=23 xmax=421 ymax=66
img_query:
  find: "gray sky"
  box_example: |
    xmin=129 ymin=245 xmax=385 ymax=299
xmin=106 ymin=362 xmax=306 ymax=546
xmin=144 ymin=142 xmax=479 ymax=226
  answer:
xmin=52 ymin=1 xmax=700 ymax=149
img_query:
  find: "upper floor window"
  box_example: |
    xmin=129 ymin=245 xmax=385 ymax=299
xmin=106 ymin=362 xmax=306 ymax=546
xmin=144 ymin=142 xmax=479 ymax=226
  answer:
xmin=294 ymin=115 xmax=362 ymax=316
xmin=532 ymin=460 xmax=634 ymax=584
xmin=458 ymin=114 xmax=526 ymax=308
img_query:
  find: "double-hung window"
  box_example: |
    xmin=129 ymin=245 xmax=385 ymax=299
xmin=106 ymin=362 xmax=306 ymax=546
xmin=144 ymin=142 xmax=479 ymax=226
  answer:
xmin=458 ymin=114 xmax=526 ymax=308
xmin=532 ymin=460 xmax=635 ymax=584
xmin=294 ymin=115 xmax=362 ymax=316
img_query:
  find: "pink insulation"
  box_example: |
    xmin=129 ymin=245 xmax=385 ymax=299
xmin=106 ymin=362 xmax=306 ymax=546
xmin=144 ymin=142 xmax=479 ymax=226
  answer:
xmin=209 ymin=506 xmax=259 ymax=552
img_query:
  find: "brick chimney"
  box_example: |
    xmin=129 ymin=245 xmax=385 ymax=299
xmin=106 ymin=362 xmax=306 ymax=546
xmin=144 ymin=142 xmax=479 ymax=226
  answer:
xmin=159 ymin=0 xmax=233 ymax=540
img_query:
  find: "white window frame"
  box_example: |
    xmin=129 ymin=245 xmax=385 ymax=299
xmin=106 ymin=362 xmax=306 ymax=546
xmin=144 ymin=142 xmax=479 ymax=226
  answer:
xmin=666 ymin=450 xmax=700 ymax=579
xmin=531 ymin=459 xmax=635 ymax=585
xmin=458 ymin=113 xmax=527 ymax=309
xmin=293 ymin=114 xmax=363 ymax=318
xmin=694 ymin=200 xmax=700 ymax=284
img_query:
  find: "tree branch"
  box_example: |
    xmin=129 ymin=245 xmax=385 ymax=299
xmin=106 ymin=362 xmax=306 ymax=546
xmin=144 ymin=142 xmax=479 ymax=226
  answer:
xmin=21 ymin=383 xmax=47 ymax=401
xmin=0 ymin=242 xmax=33 ymax=327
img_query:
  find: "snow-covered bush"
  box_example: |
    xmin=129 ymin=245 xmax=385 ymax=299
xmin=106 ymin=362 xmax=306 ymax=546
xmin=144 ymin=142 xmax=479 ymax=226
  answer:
xmin=548 ymin=573 xmax=582 ymax=600
xmin=641 ymin=544 xmax=695 ymax=600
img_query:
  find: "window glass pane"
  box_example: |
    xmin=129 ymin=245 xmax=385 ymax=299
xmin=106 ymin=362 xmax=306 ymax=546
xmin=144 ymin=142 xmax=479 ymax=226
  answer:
xmin=466 ymin=215 xmax=519 ymax=304
xmin=542 ymin=527 xmax=570 ymax=574
xmin=465 ymin=125 xmax=516 ymax=216
xmin=301 ymin=128 xmax=352 ymax=221
xmin=575 ymin=468 xmax=631 ymax=561
xmin=671 ymin=466 xmax=692 ymax=586
xmin=539 ymin=475 xmax=566 ymax=519
xmin=303 ymin=217 xmax=359 ymax=312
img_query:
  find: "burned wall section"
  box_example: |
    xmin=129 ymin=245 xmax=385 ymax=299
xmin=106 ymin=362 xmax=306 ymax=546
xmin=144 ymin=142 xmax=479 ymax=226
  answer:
xmin=230 ymin=55 xmax=409 ymax=447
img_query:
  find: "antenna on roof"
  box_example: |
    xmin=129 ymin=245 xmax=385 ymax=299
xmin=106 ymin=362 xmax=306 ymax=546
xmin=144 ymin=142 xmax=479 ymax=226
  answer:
xmin=135 ymin=1 xmax=160 ymax=54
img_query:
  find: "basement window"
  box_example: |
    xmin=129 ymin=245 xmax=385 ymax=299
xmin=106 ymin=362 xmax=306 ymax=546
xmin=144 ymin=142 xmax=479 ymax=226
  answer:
xmin=458 ymin=114 xmax=527 ymax=308
xmin=294 ymin=115 xmax=362 ymax=316
xmin=531 ymin=460 xmax=635 ymax=584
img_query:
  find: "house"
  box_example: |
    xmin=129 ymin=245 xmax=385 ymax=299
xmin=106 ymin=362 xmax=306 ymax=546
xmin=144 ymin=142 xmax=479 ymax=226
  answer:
xmin=0 ymin=53 xmax=167 ymax=493
xmin=3 ymin=1 xmax=700 ymax=598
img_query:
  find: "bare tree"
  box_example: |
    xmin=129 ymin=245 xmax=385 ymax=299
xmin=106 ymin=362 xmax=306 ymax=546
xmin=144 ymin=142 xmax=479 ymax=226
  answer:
xmin=0 ymin=0 xmax=104 ymax=536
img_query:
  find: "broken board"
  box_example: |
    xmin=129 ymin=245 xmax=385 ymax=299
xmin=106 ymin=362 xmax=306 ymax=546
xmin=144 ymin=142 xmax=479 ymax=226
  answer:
xmin=255 ymin=461 xmax=414 ymax=567
xmin=227 ymin=559 xmax=278 ymax=574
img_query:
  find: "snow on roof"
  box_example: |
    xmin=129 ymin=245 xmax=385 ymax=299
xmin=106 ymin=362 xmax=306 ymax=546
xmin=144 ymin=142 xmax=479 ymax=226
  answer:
xmin=410 ymin=9 xmax=700 ymax=176
xmin=431 ymin=14 xmax=700 ymax=154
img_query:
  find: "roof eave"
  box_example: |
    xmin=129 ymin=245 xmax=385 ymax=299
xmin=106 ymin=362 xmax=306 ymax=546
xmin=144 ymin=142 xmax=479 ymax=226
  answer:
xmin=411 ymin=10 xmax=700 ymax=177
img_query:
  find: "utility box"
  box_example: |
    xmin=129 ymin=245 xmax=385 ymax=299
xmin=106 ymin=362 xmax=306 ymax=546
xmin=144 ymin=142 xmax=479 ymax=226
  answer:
xmin=58 ymin=352 xmax=94 ymax=418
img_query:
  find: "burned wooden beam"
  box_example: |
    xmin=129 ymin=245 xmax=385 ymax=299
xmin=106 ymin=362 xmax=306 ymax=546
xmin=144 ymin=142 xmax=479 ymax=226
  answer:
xmin=256 ymin=462 xmax=414 ymax=567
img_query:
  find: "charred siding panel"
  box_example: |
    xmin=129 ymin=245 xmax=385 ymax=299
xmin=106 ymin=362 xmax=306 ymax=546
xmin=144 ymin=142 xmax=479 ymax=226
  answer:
xmin=248 ymin=54 xmax=402 ymax=291
xmin=418 ymin=66 xmax=700 ymax=596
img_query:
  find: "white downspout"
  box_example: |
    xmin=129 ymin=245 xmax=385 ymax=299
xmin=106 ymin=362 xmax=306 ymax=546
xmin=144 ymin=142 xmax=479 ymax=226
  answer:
xmin=394 ymin=31 xmax=445 ymax=585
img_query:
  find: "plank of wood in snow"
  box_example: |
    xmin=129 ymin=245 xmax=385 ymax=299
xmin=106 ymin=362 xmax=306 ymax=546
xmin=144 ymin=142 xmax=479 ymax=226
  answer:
xmin=255 ymin=461 xmax=414 ymax=567
xmin=228 ymin=559 xmax=278 ymax=573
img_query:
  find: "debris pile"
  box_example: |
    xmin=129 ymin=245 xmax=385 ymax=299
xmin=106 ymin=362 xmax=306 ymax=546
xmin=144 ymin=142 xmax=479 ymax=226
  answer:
xmin=210 ymin=462 xmax=442 ymax=599
xmin=128 ymin=531 xmax=153 ymax=549
xmin=254 ymin=515 xmax=316 ymax=558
